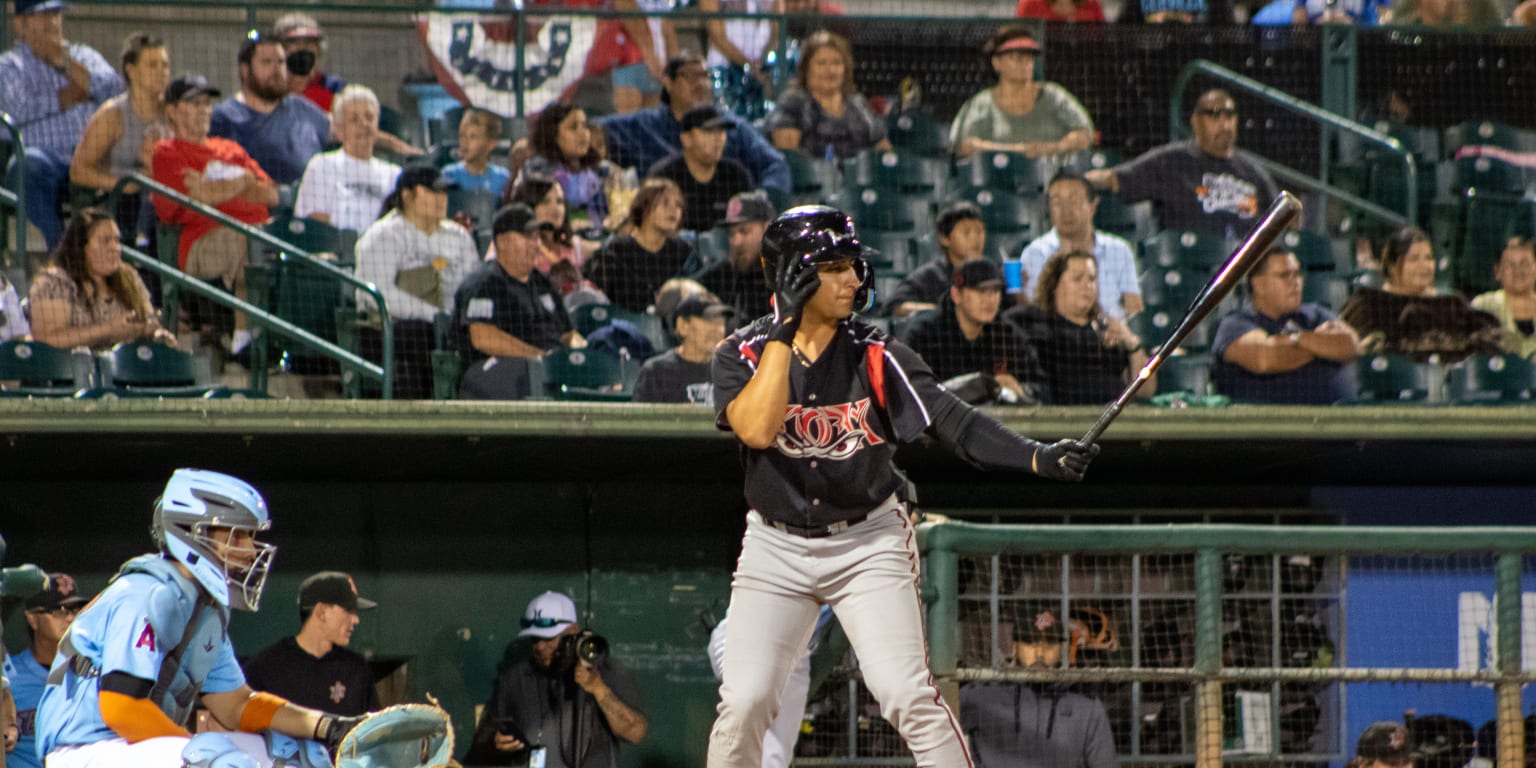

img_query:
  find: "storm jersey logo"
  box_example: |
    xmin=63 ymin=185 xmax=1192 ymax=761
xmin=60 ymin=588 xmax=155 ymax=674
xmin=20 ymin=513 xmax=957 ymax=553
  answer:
xmin=776 ymin=398 xmax=884 ymax=460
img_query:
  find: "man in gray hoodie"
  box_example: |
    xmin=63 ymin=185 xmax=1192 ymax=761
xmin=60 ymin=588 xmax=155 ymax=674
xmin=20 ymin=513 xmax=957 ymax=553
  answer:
xmin=959 ymin=606 xmax=1117 ymax=768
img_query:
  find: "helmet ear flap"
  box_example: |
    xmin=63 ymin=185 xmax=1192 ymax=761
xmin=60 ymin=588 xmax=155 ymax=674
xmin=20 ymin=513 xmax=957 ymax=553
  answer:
xmin=853 ymin=258 xmax=875 ymax=313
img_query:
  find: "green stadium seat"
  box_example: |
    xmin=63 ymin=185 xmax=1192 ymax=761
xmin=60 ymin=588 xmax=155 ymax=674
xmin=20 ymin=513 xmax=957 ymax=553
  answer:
xmin=1280 ymin=229 xmax=1342 ymax=272
xmin=0 ymin=340 xmax=94 ymax=397
xmin=1302 ymin=271 xmax=1350 ymax=310
xmin=960 ymin=188 xmax=1035 ymax=239
xmin=886 ymin=110 xmax=950 ymax=157
xmin=956 ymin=151 xmax=1044 ymax=197
xmin=88 ymin=341 xmax=228 ymax=398
xmin=1141 ymin=230 xmax=1235 ymax=273
xmin=1354 ymin=353 xmax=1440 ymax=403
xmin=1448 ymin=353 xmax=1536 ymax=404
xmin=783 ymin=149 xmax=839 ymax=205
xmin=859 ymin=231 xmax=917 ymax=276
xmin=1155 ymin=352 xmax=1213 ymax=397
xmin=1451 ymin=155 xmax=1528 ymax=196
xmin=446 ymin=188 xmax=499 ymax=246
xmin=1443 ymin=120 xmax=1536 ymax=157
xmin=268 ymin=214 xmax=358 ymax=261
xmin=1093 ymin=192 xmax=1154 ymax=243
xmin=846 ymin=149 xmax=945 ymax=194
xmin=531 ymin=347 xmax=638 ymax=401
xmin=839 ymin=187 xmax=920 ymax=234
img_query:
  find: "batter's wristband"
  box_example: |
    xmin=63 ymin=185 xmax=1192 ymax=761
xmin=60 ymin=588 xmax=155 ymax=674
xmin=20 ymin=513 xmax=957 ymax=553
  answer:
xmin=239 ymin=691 xmax=289 ymax=732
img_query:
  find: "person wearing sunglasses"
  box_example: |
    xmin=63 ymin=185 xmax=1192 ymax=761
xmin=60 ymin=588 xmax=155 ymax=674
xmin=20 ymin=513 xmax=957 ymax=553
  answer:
xmin=466 ymin=591 xmax=648 ymax=767
xmin=1085 ymin=88 xmax=1279 ymax=241
xmin=3 ymin=572 xmax=87 ymax=768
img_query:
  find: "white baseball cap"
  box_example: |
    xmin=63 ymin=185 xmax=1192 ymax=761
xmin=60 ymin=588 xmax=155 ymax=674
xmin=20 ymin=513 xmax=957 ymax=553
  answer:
xmin=518 ymin=591 xmax=577 ymax=638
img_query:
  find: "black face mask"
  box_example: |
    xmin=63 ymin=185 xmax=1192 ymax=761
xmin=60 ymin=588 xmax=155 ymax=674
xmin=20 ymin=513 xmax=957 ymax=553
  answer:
xmin=286 ymin=50 xmax=316 ymax=77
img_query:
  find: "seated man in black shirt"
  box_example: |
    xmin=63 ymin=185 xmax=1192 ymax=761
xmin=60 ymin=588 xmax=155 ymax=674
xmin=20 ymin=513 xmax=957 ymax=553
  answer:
xmin=243 ymin=571 xmax=380 ymax=715
xmin=902 ymin=260 xmax=1046 ymax=404
xmin=886 ymin=201 xmax=987 ymax=318
xmin=695 ymin=190 xmax=776 ymax=319
xmin=647 ymin=105 xmax=755 ymax=232
xmin=453 ymin=203 xmax=587 ymax=399
xmin=633 ymin=294 xmax=731 ymax=404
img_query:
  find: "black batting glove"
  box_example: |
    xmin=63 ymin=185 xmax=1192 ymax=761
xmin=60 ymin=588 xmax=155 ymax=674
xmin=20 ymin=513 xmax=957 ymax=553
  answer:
xmin=1033 ymin=439 xmax=1100 ymax=482
xmin=769 ymin=257 xmax=821 ymax=344
xmin=315 ymin=712 xmax=366 ymax=754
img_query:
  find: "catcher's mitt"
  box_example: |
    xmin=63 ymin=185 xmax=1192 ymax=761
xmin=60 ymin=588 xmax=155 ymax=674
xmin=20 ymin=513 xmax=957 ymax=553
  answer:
xmin=334 ymin=703 xmax=455 ymax=768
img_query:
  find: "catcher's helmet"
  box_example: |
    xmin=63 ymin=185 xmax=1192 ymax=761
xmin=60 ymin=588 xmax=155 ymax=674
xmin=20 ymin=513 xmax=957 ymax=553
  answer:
xmin=152 ymin=468 xmax=274 ymax=612
xmin=760 ymin=204 xmax=875 ymax=312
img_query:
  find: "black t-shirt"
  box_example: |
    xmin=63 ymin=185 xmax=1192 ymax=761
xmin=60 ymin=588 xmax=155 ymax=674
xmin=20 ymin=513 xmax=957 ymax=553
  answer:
xmin=647 ymin=153 xmax=756 ymax=232
xmin=1114 ymin=140 xmax=1279 ymax=239
xmin=584 ymin=235 xmax=692 ymax=313
xmin=242 ymin=636 xmax=380 ymax=716
xmin=695 ymin=258 xmax=773 ymax=321
xmin=713 ymin=316 xmax=940 ymax=528
xmin=466 ymin=654 xmax=646 ymax=768
xmin=885 ymin=257 xmax=955 ymax=313
xmin=452 ymin=260 xmax=573 ymax=367
xmin=1005 ymin=305 xmax=1130 ymax=405
xmin=902 ymin=301 xmax=1047 ymax=398
xmin=633 ymin=349 xmax=714 ymax=404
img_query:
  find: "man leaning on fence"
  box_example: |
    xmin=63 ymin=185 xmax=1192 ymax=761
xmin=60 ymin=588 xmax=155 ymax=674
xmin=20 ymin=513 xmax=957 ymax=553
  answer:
xmin=151 ymin=72 xmax=276 ymax=356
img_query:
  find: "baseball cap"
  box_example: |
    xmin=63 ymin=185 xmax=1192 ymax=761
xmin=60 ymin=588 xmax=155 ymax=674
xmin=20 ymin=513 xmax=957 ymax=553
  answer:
xmin=680 ymin=105 xmax=732 ymax=133
xmin=27 ymin=572 xmax=87 ymax=612
xmin=1012 ymin=606 xmax=1064 ymax=644
xmin=165 ymin=73 xmax=222 ymax=104
xmin=672 ymin=294 xmax=731 ymax=326
xmin=720 ymin=191 xmax=776 ymax=226
xmin=273 ymin=12 xmax=323 ymax=39
xmin=519 ymin=590 xmax=578 ymax=639
xmin=395 ymin=164 xmax=456 ymax=194
xmin=953 ymin=259 xmax=1005 ymax=290
xmin=15 ymin=0 xmax=66 ymax=15
xmin=1357 ymin=721 xmax=1410 ymax=764
xmin=298 ymin=571 xmax=377 ymax=613
xmin=492 ymin=204 xmax=541 ymax=238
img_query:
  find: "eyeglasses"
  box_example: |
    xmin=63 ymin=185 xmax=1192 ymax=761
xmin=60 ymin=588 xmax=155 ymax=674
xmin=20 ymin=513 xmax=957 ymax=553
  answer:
xmin=1197 ymin=108 xmax=1238 ymax=119
xmin=30 ymin=605 xmax=79 ymax=617
xmin=519 ymin=616 xmax=571 ymax=629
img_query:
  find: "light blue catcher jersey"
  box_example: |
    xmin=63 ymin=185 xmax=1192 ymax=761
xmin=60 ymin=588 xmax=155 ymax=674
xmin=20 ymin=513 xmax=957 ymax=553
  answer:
xmin=4 ymin=649 xmax=48 ymax=768
xmin=35 ymin=555 xmax=245 ymax=760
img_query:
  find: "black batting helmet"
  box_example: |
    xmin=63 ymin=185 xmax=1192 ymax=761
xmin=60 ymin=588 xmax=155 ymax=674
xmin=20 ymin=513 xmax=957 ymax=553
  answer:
xmin=760 ymin=204 xmax=875 ymax=312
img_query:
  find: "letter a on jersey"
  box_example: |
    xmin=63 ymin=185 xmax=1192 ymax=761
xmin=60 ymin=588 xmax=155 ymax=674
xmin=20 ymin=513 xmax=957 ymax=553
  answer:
xmin=135 ymin=622 xmax=157 ymax=652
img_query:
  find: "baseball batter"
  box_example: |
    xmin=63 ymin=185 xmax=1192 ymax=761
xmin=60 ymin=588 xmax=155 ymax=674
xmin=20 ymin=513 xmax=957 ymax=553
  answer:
xmin=35 ymin=468 xmax=360 ymax=767
xmin=707 ymin=205 xmax=1099 ymax=767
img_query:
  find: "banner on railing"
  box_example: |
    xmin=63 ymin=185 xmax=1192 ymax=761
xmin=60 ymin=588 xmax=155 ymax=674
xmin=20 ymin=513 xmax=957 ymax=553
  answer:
xmin=415 ymin=12 xmax=599 ymax=116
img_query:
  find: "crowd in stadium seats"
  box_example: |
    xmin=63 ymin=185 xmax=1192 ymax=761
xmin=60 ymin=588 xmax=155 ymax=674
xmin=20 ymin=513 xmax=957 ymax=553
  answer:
xmin=0 ymin=0 xmax=1532 ymax=403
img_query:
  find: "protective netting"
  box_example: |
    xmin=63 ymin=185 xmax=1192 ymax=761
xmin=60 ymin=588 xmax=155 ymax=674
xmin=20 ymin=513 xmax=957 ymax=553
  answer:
xmin=3 ymin=5 xmax=1535 ymax=400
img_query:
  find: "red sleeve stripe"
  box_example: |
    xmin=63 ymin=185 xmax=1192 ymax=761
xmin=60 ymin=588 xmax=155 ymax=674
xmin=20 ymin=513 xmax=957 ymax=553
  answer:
xmin=866 ymin=342 xmax=887 ymax=411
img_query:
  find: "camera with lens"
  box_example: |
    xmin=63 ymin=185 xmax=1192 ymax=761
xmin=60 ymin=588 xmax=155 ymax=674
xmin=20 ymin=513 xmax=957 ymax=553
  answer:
xmin=550 ymin=630 xmax=608 ymax=675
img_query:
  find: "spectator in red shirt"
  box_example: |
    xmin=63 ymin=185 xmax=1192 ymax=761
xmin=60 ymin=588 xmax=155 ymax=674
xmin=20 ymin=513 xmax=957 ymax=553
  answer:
xmin=151 ymin=72 xmax=277 ymax=352
xmin=1015 ymin=0 xmax=1106 ymax=21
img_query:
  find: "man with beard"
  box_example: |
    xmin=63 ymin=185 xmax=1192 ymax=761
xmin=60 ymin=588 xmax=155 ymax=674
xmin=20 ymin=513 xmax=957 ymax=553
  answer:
xmin=1085 ymin=89 xmax=1278 ymax=241
xmin=242 ymin=572 xmax=381 ymax=716
xmin=695 ymin=190 xmax=775 ymax=319
xmin=465 ymin=591 xmax=648 ymax=767
xmin=959 ymin=607 xmax=1117 ymax=768
xmin=210 ymin=34 xmax=329 ymax=185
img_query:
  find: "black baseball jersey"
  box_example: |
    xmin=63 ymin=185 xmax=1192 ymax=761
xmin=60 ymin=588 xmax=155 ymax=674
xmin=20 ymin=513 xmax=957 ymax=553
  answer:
xmin=715 ymin=314 xmax=1051 ymax=530
xmin=243 ymin=636 xmax=379 ymax=716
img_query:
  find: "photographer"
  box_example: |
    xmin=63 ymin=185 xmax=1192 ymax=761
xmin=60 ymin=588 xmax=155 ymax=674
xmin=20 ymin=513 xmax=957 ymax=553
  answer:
xmin=466 ymin=591 xmax=648 ymax=767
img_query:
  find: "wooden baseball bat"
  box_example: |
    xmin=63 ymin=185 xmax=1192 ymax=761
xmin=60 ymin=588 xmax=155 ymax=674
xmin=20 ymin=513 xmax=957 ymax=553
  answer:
xmin=1078 ymin=191 xmax=1304 ymax=447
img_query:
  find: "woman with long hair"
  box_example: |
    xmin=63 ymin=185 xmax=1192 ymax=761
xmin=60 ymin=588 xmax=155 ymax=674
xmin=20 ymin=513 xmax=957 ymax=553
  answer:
xmin=1005 ymin=249 xmax=1152 ymax=404
xmin=499 ymin=174 xmax=605 ymax=301
xmin=28 ymin=207 xmax=174 ymax=350
xmin=765 ymin=30 xmax=889 ymax=161
xmin=1340 ymin=225 xmax=1501 ymax=361
xmin=518 ymin=103 xmax=630 ymax=235
xmin=583 ymin=178 xmax=692 ymax=313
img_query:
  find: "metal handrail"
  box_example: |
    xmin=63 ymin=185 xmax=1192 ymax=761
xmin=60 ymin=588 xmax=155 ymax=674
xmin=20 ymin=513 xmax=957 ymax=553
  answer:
xmin=108 ymin=172 xmax=394 ymax=398
xmin=1258 ymin=155 xmax=1410 ymax=230
xmin=1169 ymin=59 xmax=1418 ymax=221
xmin=0 ymin=111 xmax=26 ymax=261
xmin=120 ymin=243 xmax=387 ymax=390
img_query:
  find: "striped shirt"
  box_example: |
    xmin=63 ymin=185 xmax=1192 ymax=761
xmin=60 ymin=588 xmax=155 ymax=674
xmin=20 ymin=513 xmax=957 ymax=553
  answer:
xmin=0 ymin=41 xmax=123 ymax=157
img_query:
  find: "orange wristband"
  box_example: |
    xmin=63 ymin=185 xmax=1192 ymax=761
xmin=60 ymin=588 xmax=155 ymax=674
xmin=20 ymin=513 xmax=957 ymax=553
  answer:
xmin=238 ymin=691 xmax=289 ymax=732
